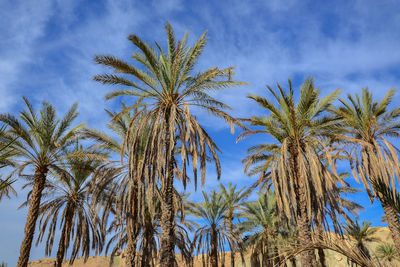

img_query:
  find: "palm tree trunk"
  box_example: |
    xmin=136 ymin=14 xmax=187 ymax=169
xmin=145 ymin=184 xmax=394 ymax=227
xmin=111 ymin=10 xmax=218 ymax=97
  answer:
xmin=126 ymin=218 xmax=138 ymax=267
xmin=381 ymin=199 xmax=400 ymax=254
xmin=290 ymin=149 xmax=317 ymax=267
xmin=315 ymin=218 xmax=327 ymax=267
xmin=296 ymin=187 xmax=317 ymax=267
xmin=55 ymin=201 xmax=74 ymax=267
xmin=210 ymin=227 xmax=218 ymax=267
xmin=126 ymin=180 xmax=139 ymax=267
xmin=289 ymin=257 xmax=297 ymax=267
xmin=17 ymin=167 xmax=48 ymax=267
xmin=160 ymin=109 xmax=176 ymax=266
xmin=317 ymin=248 xmax=327 ymax=267
xmin=228 ymin=219 xmax=235 ymax=267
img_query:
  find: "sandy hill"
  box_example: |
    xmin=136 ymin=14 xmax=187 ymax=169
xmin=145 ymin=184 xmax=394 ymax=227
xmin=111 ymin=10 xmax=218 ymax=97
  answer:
xmin=28 ymin=227 xmax=399 ymax=267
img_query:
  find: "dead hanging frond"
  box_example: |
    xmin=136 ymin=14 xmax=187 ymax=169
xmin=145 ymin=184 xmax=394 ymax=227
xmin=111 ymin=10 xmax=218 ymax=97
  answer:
xmin=332 ymin=88 xmax=400 ymax=200
xmin=278 ymin=232 xmax=380 ymax=267
xmin=240 ymin=78 xmax=347 ymax=233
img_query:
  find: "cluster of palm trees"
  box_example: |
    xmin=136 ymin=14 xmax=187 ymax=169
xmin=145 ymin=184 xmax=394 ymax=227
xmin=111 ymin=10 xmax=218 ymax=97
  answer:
xmin=1 ymin=22 xmax=400 ymax=267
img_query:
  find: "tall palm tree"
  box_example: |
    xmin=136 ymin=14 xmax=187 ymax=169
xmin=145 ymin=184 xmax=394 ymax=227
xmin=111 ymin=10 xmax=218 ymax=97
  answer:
xmin=93 ymin=22 xmax=245 ymax=265
xmin=344 ymin=220 xmax=379 ymax=259
xmin=190 ymin=190 xmax=241 ymax=267
xmin=333 ymin=88 xmax=400 ymax=254
xmin=105 ymin=191 xmax=195 ymax=267
xmin=82 ymin=107 xmax=140 ymax=267
xmin=238 ymin=78 xmax=343 ymax=266
xmin=31 ymin=145 xmax=106 ymax=267
xmin=83 ymin=106 xmax=155 ymax=267
xmin=239 ymin=192 xmax=277 ymax=267
xmin=219 ymin=182 xmax=251 ymax=267
xmin=0 ymin=98 xmax=85 ymax=267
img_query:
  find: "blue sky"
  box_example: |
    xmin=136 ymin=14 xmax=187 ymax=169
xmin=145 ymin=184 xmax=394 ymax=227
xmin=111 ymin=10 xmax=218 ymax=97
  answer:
xmin=1 ymin=0 xmax=400 ymax=265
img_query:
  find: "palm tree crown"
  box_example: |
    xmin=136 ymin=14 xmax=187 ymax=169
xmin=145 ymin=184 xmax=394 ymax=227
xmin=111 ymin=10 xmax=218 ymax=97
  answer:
xmin=0 ymin=98 xmax=85 ymax=267
xmin=94 ymin=22 xmax=245 ymax=265
xmin=34 ymin=145 xmax=105 ymax=266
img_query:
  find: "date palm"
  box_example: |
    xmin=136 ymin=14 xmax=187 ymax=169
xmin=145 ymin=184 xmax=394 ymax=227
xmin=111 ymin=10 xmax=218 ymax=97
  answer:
xmin=238 ymin=78 xmax=343 ymax=266
xmin=0 ymin=98 xmax=85 ymax=267
xmin=344 ymin=220 xmax=379 ymax=259
xmin=190 ymin=190 xmax=242 ymax=267
xmin=0 ymin=124 xmax=17 ymax=200
xmin=82 ymin=104 xmax=155 ymax=267
xmin=106 ymin=191 xmax=195 ymax=267
xmin=94 ymin=22 xmax=245 ymax=265
xmin=82 ymin=107 xmax=142 ymax=267
xmin=33 ymin=146 xmax=106 ymax=267
xmin=376 ymin=243 xmax=398 ymax=265
xmin=332 ymin=88 xmax=400 ymax=254
xmin=219 ymin=182 xmax=251 ymax=267
xmin=239 ymin=192 xmax=277 ymax=267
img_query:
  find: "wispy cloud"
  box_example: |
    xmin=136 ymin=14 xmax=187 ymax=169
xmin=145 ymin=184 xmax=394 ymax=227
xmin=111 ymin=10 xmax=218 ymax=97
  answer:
xmin=1 ymin=0 xmax=399 ymax=265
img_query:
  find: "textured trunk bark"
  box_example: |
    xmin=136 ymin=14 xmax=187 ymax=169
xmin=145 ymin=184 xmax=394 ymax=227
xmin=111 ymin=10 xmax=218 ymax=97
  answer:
xmin=125 ymin=179 xmax=139 ymax=267
xmin=297 ymin=187 xmax=317 ymax=267
xmin=125 ymin=218 xmax=138 ymax=267
xmin=210 ymin=227 xmax=218 ymax=267
xmin=317 ymin=248 xmax=327 ymax=267
xmin=289 ymin=147 xmax=317 ymax=267
xmin=357 ymin=243 xmax=371 ymax=259
xmin=17 ymin=167 xmax=48 ymax=267
xmin=55 ymin=201 xmax=74 ymax=267
xmin=228 ymin=219 xmax=235 ymax=267
xmin=315 ymin=218 xmax=327 ymax=267
xmin=159 ymin=108 xmax=176 ymax=266
xmin=290 ymin=257 xmax=297 ymax=267
xmin=381 ymin=198 xmax=400 ymax=255
xmin=251 ymin=253 xmax=260 ymax=267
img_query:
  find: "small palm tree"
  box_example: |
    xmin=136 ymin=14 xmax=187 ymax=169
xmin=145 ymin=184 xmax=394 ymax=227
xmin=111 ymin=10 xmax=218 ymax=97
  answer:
xmin=376 ymin=243 xmax=398 ymax=265
xmin=239 ymin=78 xmax=343 ymax=266
xmin=94 ymin=22 xmax=245 ymax=265
xmin=332 ymin=88 xmax=400 ymax=254
xmin=239 ymin=191 xmax=277 ymax=267
xmin=219 ymin=182 xmax=251 ymax=267
xmin=190 ymin=190 xmax=240 ymax=267
xmin=31 ymin=145 xmax=106 ymax=267
xmin=0 ymin=98 xmax=85 ymax=267
xmin=344 ymin=220 xmax=379 ymax=259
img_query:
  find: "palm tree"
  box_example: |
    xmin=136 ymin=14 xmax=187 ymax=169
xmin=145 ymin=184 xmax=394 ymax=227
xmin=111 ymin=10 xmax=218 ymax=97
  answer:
xmin=83 ymin=107 xmax=139 ymax=267
xmin=239 ymin=191 xmax=277 ymax=267
xmin=219 ymin=182 xmax=251 ymax=267
xmin=0 ymin=124 xmax=17 ymax=200
xmin=30 ymin=145 xmax=106 ymax=267
xmin=105 ymin=191 xmax=195 ymax=267
xmin=0 ymin=98 xmax=85 ymax=267
xmin=344 ymin=220 xmax=379 ymax=259
xmin=238 ymin=78 xmax=343 ymax=266
xmin=190 ymin=190 xmax=241 ymax=267
xmin=83 ymin=106 xmax=154 ymax=267
xmin=332 ymin=88 xmax=400 ymax=254
xmin=93 ymin=22 xmax=245 ymax=265
xmin=0 ymin=177 xmax=16 ymax=200
xmin=376 ymin=243 xmax=398 ymax=265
